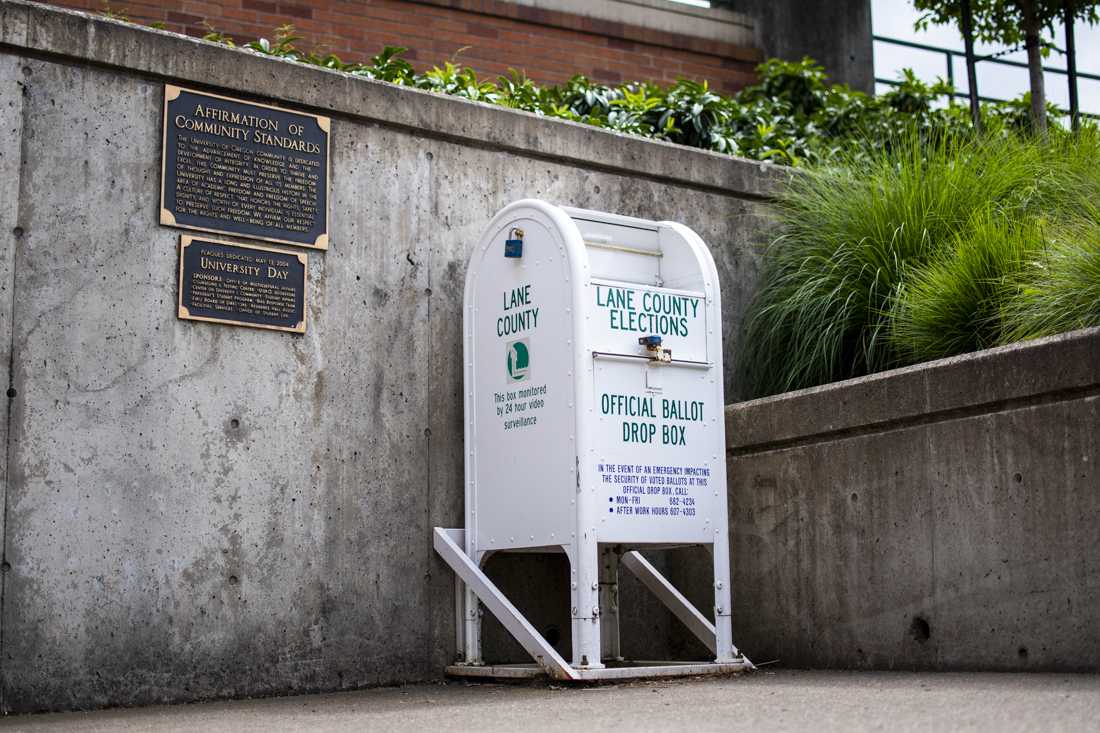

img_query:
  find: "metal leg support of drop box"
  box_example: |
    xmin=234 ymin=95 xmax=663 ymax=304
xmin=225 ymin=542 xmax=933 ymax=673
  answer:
xmin=434 ymin=527 xmax=753 ymax=681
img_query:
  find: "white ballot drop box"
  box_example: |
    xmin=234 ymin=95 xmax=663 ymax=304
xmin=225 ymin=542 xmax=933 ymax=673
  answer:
xmin=433 ymin=199 xmax=752 ymax=680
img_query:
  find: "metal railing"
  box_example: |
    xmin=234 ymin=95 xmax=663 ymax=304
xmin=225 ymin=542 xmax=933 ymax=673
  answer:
xmin=873 ymin=34 xmax=1100 ymax=119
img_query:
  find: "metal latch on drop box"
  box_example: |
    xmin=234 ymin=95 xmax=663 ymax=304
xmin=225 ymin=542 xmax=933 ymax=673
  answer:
xmin=638 ymin=335 xmax=672 ymax=363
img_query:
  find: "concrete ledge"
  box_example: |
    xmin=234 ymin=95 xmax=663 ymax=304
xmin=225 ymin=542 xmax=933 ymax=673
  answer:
xmin=718 ymin=327 xmax=1100 ymax=671
xmin=727 ymin=327 xmax=1100 ymax=453
xmin=0 ymin=0 xmax=786 ymax=200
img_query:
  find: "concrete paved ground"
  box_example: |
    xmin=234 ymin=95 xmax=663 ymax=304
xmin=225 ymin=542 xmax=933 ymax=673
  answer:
xmin=3 ymin=670 xmax=1098 ymax=732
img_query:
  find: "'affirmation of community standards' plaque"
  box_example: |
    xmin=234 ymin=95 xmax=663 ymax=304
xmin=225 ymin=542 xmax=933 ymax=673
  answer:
xmin=161 ymin=85 xmax=330 ymax=249
xmin=178 ymin=236 xmax=307 ymax=333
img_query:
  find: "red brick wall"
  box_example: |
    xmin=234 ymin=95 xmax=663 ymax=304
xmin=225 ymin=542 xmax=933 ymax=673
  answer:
xmin=44 ymin=0 xmax=760 ymax=93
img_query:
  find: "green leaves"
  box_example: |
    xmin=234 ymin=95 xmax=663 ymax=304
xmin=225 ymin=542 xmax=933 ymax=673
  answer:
xmin=420 ymin=61 xmax=501 ymax=103
xmin=891 ymin=209 xmax=1044 ymax=360
xmin=246 ymin=24 xmax=302 ymax=59
xmin=1002 ymin=212 xmax=1100 ymax=341
xmin=914 ymin=0 xmax=1100 ymax=47
xmin=738 ymin=58 xmax=829 ymax=118
xmin=496 ymin=70 xmax=545 ymax=112
xmin=739 ymin=127 xmax=1100 ymax=398
xmin=352 ymin=47 xmax=416 ymax=85
xmin=192 ymin=23 xmax=1086 ymax=171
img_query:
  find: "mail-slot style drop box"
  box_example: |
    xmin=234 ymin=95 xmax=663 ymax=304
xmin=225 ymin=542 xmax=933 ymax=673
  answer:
xmin=434 ymin=200 xmax=750 ymax=681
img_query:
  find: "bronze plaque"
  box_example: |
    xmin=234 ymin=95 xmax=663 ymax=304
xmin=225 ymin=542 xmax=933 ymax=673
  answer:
xmin=178 ymin=236 xmax=307 ymax=333
xmin=161 ymin=85 xmax=330 ymax=250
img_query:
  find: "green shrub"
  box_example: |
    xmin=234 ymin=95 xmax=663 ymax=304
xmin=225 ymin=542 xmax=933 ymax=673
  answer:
xmin=170 ymin=21 xmax=1062 ymax=168
xmin=890 ymin=210 xmax=1042 ymax=361
xmin=1038 ymin=128 xmax=1100 ymax=217
xmin=1002 ymin=214 xmax=1100 ymax=341
xmin=737 ymin=131 xmax=1085 ymax=397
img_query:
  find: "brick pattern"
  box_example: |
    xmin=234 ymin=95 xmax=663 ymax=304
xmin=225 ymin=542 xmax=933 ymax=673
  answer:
xmin=46 ymin=0 xmax=760 ymax=93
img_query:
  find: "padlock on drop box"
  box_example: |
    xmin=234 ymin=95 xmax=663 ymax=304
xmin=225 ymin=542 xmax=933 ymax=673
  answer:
xmin=504 ymin=227 xmax=524 ymax=258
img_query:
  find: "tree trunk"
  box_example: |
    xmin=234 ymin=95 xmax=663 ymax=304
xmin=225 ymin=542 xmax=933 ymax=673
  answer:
xmin=960 ymin=0 xmax=981 ymax=131
xmin=1021 ymin=0 xmax=1048 ymax=138
xmin=1065 ymin=1 xmax=1080 ymax=132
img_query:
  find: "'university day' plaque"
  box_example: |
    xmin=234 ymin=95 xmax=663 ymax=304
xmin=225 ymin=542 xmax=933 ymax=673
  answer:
xmin=178 ymin=236 xmax=307 ymax=333
xmin=161 ymin=85 xmax=330 ymax=249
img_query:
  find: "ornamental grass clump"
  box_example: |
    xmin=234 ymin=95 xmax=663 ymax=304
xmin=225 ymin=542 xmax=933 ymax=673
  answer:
xmin=734 ymin=128 xmax=1095 ymax=396
xmin=890 ymin=210 xmax=1043 ymax=361
xmin=1002 ymin=212 xmax=1100 ymax=342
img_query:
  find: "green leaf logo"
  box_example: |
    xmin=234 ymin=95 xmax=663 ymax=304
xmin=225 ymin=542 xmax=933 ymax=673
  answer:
xmin=506 ymin=339 xmax=530 ymax=382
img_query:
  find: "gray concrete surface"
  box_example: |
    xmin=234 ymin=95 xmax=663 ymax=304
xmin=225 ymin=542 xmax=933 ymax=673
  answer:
xmin=741 ymin=0 xmax=875 ymax=92
xmin=715 ymin=328 xmax=1100 ymax=672
xmin=4 ymin=671 xmax=1100 ymax=732
xmin=0 ymin=1 xmax=780 ymax=714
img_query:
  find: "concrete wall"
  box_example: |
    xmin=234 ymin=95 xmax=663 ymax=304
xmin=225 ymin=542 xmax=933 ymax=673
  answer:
xmin=740 ymin=0 xmax=875 ymax=92
xmin=0 ymin=1 xmax=782 ymax=714
xmin=720 ymin=328 xmax=1100 ymax=671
